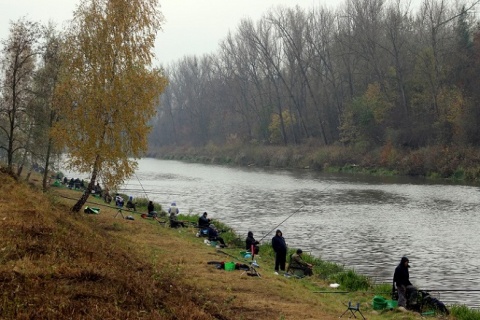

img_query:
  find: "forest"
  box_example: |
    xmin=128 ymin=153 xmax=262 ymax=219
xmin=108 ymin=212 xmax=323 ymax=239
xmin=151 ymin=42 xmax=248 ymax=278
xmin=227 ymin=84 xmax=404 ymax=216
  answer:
xmin=4 ymin=0 xmax=480 ymax=184
xmin=150 ymin=0 xmax=480 ymax=165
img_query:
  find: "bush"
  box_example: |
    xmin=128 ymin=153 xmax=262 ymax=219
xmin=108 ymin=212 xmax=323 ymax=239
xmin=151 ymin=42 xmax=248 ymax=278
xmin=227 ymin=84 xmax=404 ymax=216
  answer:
xmin=329 ymin=269 xmax=371 ymax=291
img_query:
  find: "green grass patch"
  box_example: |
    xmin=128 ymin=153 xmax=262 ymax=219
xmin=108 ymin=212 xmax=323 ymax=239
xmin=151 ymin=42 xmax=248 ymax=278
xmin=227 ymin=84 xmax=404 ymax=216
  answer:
xmin=450 ymin=304 xmax=480 ymax=320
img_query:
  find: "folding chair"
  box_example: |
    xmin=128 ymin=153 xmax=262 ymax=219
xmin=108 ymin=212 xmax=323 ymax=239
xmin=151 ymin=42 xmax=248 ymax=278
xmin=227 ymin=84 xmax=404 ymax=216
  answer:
xmin=339 ymin=301 xmax=365 ymax=320
xmin=114 ymin=207 xmax=125 ymax=218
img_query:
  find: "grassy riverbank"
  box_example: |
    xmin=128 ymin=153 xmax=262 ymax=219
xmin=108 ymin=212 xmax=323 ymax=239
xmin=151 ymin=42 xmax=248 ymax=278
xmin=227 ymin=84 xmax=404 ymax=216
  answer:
xmin=1 ymin=173 xmax=479 ymax=319
xmin=148 ymin=143 xmax=480 ymax=183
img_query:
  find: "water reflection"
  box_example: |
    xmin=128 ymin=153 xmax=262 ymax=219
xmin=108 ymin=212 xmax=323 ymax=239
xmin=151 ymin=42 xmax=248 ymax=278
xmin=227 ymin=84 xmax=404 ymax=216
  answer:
xmin=119 ymin=158 xmax=480 ymax=309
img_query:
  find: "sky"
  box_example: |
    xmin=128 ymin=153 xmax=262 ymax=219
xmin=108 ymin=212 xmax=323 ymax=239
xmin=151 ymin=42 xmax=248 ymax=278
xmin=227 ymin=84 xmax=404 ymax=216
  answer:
xmin=0 ymin=0 xmax=423 ymax=66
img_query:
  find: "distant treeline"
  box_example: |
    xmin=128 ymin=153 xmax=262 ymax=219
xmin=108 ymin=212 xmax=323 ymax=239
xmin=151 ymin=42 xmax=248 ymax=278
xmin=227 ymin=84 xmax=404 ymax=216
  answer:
xmin=149 ymin=0 xmax=480 ymax=155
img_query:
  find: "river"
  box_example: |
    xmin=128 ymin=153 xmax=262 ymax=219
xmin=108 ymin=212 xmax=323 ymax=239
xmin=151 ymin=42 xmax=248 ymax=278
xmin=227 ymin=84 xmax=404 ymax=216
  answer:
xmin=72 ymin=157 xmax=480 ymax=308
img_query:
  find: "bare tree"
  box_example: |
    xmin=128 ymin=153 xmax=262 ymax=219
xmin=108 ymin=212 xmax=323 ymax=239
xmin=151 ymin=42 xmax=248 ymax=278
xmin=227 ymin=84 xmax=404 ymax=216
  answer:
xmin=0 ymin=18 xmax=41 ymax=175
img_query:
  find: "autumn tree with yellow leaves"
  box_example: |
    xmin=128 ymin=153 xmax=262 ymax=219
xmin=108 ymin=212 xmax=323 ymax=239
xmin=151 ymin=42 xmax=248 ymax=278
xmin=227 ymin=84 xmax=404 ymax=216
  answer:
xmin=52 ymin=0 xmax=167 ymax=212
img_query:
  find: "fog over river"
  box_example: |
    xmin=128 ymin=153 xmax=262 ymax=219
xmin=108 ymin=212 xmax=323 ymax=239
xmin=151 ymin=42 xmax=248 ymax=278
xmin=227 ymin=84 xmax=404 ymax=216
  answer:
xmin=71 ymin=158 xmax=480 ymax=308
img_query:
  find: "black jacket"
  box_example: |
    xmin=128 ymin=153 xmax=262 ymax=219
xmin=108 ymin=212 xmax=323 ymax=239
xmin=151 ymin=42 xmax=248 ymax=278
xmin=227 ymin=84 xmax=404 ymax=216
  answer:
xmin=198 ymin=215 xmax=210 ymax=228
xmin=393 ymin=259 xmax=412 ymax=287
xmin=246 ymin=232 xmax=259 ymax=251
xmin=272 ymin=234 xmax=287 ymax=254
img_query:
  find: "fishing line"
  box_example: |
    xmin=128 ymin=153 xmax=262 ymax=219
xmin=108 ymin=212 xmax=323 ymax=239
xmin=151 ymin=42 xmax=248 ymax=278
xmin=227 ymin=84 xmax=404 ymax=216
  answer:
xmin=257 ymin=181 xmax=335 ymax=242
xmin=258 ymin=203 xmax=306 ymax=242
xmin=134 ymin=173 xmax=149 ymax=201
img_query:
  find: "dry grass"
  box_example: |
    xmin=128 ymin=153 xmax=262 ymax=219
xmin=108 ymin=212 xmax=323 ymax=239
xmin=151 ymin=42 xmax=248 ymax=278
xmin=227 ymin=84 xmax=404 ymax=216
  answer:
xmin=0 ymin=173 xmax=428 ymax=320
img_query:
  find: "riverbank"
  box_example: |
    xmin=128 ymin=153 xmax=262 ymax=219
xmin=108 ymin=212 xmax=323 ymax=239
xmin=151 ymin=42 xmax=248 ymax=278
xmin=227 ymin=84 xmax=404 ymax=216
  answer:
xmin=147 ymin=143 xmax=480 ymax=183
xmin=2 ymin=173 xmax=478 ymax=319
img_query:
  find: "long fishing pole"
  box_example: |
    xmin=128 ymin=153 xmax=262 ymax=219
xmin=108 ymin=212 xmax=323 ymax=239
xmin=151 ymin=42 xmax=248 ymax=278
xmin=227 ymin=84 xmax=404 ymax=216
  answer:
xmin=421 ymin=289 xmax=480 ymax=292
xmin=135 ymin=173 xmax=149 ymax=200
xmin=257 ymin=180 xmax=335 ymax=242
xmin=313 ymin=289 xmax=480 ymax=294
xmin=258 ymin=203 xmax=306 ymax=242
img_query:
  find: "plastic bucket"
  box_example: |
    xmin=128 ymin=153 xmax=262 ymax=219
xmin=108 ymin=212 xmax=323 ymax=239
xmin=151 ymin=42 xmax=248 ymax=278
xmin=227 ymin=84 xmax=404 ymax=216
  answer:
xmin=224 ymin=262 xmax=236 ymax=271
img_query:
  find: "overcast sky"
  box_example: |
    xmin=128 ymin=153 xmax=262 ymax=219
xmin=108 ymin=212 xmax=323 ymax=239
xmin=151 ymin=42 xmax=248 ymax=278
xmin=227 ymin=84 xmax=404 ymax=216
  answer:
xmin=1 ymin=0 xmax=424 ymax=66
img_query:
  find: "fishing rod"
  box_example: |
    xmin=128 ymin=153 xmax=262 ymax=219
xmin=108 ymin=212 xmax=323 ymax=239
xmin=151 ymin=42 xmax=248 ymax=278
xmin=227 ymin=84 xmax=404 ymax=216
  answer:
xmin=134 ymin=173 xmax=149 ymax=200
xmin=420 ymin=289 xmax=480 ymax=292
xmin=257 ymin=203 xmax=306 ymax=242
xmin=56 ymin=194 xmax=166 ymax=219
xmin=257 ymin=180 xmax=336 ymax=242
xmin=215 ymin=249 xmax=243 ymax=261
xmin=118 ymin=188 xmax=183 ymax=196
xmin=313 ymin=289 xmax=480 ymax=294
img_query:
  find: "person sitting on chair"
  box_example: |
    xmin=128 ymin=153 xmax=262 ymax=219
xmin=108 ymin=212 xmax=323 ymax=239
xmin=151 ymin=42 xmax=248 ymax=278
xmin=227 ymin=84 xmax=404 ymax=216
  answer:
xmin=94 ymin=183 xmax=102 ymax=196
xmin=289 ymin=249 xmax=313 ymax=276
xmin=126 ymin=196 xmax=136 ymax=211
xmin=245 ymin=231 xmax=260 ymax=255
xmin=115 ymin=194 xmax=124 ymax=208
xmin=207 ymin=224 xmax=227 ymax=247
xmin=393 ymin=256 xmax=418 ymax=311
xmin=198 ymin=212 xmax=210 ymax=228
xmin=147 ymin=201 xmax=157 ymax=218
xmin=169 ymin=204 xmax=186 ymax=228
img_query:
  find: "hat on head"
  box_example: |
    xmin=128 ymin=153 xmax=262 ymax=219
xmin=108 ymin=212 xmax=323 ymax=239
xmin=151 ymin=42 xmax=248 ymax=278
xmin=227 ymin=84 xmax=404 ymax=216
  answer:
xmin=297 ymin=249 xmax=303 ymax=254
xmin=248 ymin=231 xmax=253 ymax=237
xmin=401 ymin=256 xmax=410 ymax=267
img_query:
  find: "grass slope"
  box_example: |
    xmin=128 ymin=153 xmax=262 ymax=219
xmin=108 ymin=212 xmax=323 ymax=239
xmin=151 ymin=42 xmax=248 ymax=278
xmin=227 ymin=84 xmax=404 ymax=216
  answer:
xmin=0 ymin=173 xmax=442 ymax=319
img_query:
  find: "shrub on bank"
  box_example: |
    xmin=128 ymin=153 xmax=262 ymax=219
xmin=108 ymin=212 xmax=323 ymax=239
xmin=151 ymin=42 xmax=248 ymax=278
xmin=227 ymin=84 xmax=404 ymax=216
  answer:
xmin=151 ymin=143 xmax=480 ymax=182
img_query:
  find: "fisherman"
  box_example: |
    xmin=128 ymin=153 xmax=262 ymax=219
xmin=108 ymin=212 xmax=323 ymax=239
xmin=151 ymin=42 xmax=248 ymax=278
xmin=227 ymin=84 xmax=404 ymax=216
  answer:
xmin=207 ymin=224 xmax=227 ymax=247
xmin=393 ymin=256 xmax=418 ymax=311
xmin=288 ymin=249 xmax=313 ymax=276
xmin=126 ymin=196 xmax=136 ymax=211
xmin=169 ymin=202 xmax=186 ymax=228
xmin=198 ymin=212 xmax=210 ymax=228
xmin=147 ymin=201 xmax=157 ymax=218
xmin=115 ymin=194 xmax=124 ymax=208
xmin=272 ymin=229 xmax=287 ymax=275
xmin=245 ymin=231 xmax=260 ymax=255
xmin=93 ymin=183 xmax=102 ymax=196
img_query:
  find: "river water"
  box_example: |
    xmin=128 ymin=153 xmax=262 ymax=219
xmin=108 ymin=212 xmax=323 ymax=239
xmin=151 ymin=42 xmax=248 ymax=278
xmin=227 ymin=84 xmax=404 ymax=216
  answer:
xmin=103 ymin=158 xmax=479 ymax=308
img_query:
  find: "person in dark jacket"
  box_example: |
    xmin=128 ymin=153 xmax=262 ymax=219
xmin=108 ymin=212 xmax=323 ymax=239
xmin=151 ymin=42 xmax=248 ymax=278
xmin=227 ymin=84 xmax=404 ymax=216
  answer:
xmin=126 ymin=196 xmax=136 ymax=211
xmin=245 ymin=231 xmax=260 ymax=255
xmin=198 ymin=212 xmax=210 ymax=228
xmin=147 ymin=201 xmax=157 ymax=218
xmin=393 ymin=256 xmax=418 ymax=309
xmin=272 ymin=229 xmax=287 ymax=275
xmin=207 ymin=224 xmax=226 ymax=247
xmin=289 ymin=249 xmax=313 ymax=276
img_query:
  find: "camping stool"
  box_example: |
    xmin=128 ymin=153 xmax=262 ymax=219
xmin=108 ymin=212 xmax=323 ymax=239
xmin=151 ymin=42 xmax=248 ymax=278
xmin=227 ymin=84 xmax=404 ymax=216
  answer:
xmin=339 ymin=301 xmax=365 ymax=320
xmin=114 ymin=207 xmax=125 ymax=219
